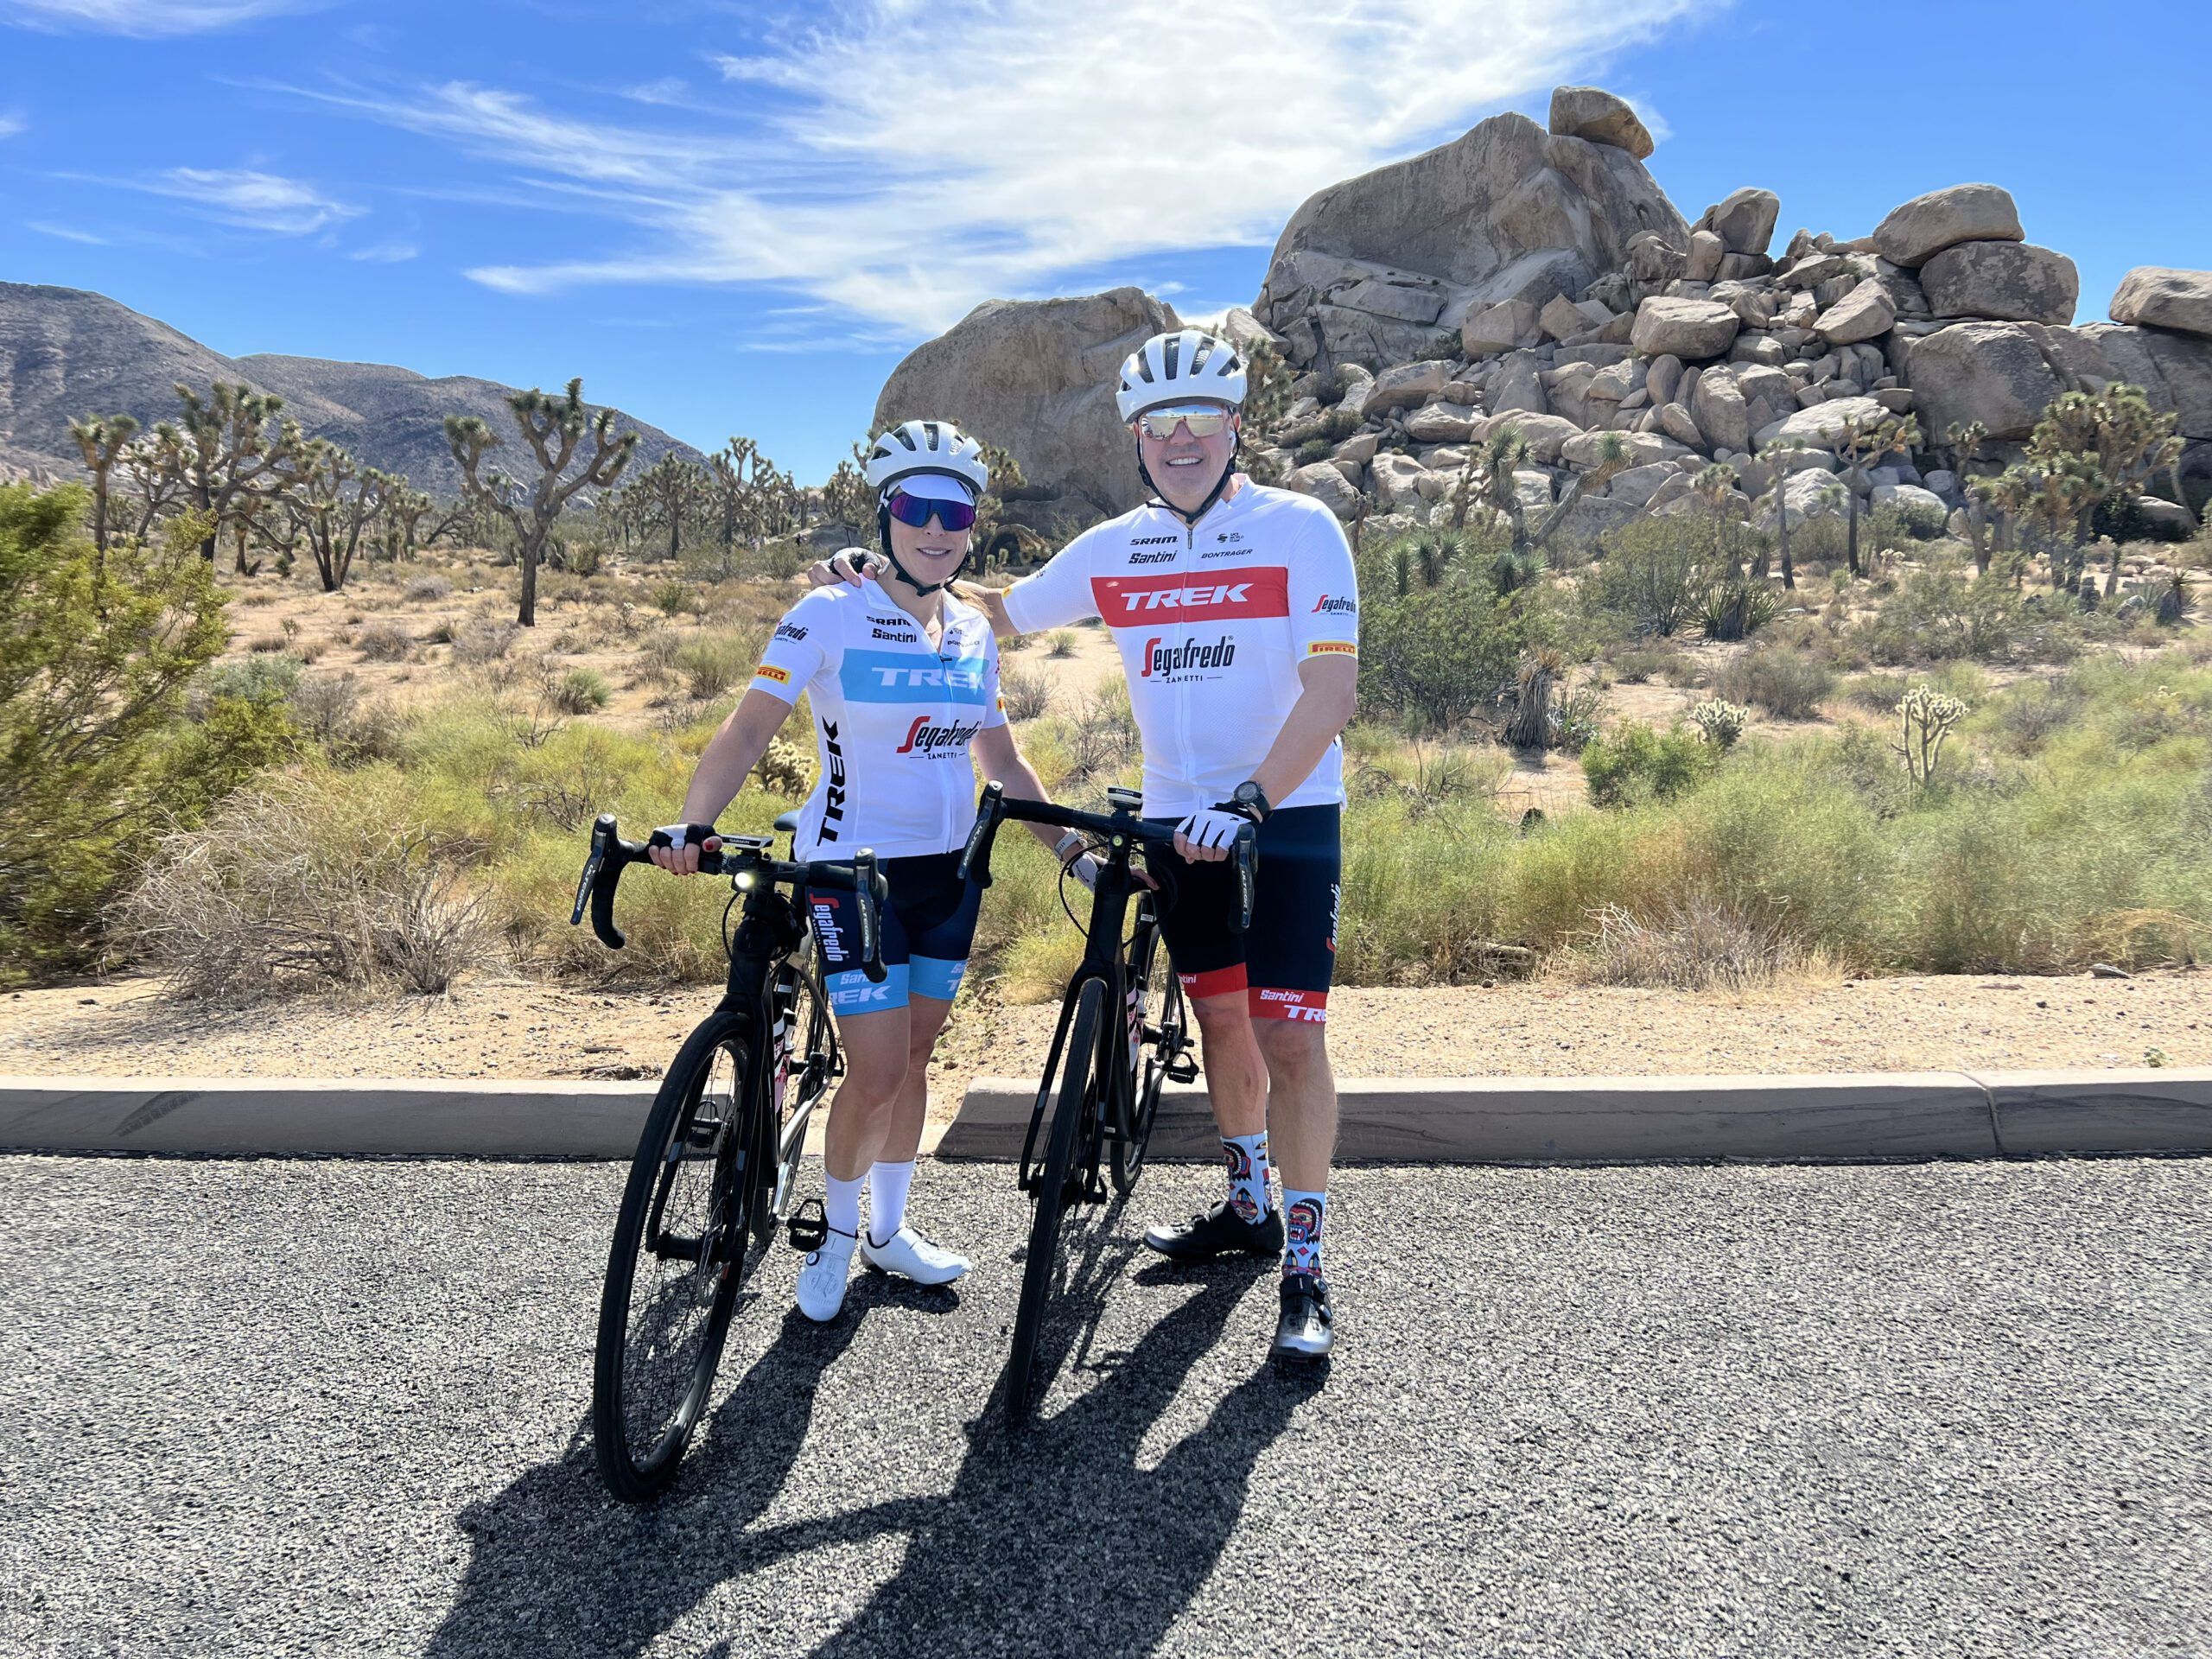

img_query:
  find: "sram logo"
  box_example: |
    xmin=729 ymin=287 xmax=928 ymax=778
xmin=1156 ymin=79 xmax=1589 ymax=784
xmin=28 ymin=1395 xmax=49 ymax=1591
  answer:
xmin=1089 ymin=568 xmax=1288 ymax=626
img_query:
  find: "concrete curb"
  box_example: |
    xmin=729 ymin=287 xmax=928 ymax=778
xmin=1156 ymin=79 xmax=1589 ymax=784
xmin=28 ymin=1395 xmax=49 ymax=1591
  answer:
xmin=940 ymin=1069 xmax=2212 ymax=1165
xmin=2 ymin=1069 xmax=2207 ymax=1163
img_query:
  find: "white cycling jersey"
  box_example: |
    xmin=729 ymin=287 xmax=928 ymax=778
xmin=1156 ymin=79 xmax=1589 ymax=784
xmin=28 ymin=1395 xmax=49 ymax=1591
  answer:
xmin=1001 ymin=478 xmax=1358 ymax=817
xmin=750 ymin=580 xmax=1006 ymax=861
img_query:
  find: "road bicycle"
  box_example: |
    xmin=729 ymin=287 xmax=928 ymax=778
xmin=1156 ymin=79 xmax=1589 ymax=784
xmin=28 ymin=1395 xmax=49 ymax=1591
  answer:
xmin=571 ymin=811 xmax=887 ymax=1503
xmin=958 ymin=782 xmax=1253 ymax=1427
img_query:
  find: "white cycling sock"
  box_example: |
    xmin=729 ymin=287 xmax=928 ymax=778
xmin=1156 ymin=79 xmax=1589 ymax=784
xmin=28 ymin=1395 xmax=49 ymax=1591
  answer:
xmin=868 ymin=1160 xmax=915 ymax=1247
xmin=1281 ymin=1188 xmax=1328 ymax=1277
xmin=825 ymin=1173 xmax=863 ymax=1240
xmin=1222 ymin=1132 xmax=1272 ymax=1223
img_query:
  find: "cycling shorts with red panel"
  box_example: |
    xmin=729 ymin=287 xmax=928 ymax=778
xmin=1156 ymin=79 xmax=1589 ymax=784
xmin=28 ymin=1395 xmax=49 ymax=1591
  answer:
xmin=1141 ymin=804 xmax=1340 ymax=1022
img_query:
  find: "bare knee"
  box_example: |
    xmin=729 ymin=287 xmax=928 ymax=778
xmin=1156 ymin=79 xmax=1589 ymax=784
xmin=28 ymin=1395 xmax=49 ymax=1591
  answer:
xmin=1254 ymin=1018 xmax=1330 ymax=1081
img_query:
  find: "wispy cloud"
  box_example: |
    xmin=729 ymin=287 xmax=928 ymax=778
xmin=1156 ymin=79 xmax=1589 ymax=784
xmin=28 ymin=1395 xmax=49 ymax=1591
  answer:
xmin=348 ymin=239 xmax=419 ymax=263
xmin=93 ymin=166 xmax=364 ymax=234
xmin=3 ymin=0 xmax=318 ymax=35
xmin=0 ymin=111 xmax=25 ymax=139
xmin=272 ymin=0 xmax=1709 ymax=335
xmin=27 ymin=219 xmax=106 ymax=243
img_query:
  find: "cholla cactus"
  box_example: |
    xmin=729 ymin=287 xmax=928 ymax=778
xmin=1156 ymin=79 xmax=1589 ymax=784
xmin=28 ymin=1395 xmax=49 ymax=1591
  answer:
xmin=1893 ymin=684 xmax=1968 ymax=785
xmin=753 ymin=736 xmax=813 ymax=797
xmin=1690 ymin=698 xmax=1749 ymax=747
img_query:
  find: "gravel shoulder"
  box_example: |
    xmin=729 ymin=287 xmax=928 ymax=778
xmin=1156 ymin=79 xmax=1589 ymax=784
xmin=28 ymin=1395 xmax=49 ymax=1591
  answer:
xmin=3 ymin=971 xmax=2204 ymax=1124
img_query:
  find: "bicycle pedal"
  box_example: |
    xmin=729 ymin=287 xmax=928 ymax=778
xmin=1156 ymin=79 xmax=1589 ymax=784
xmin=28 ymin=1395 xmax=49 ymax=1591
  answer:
xmin=1164 ymin=1056 xmax=1198 ymax=1084
xmin=786 ymin=1197 xmax=829 ymax=1254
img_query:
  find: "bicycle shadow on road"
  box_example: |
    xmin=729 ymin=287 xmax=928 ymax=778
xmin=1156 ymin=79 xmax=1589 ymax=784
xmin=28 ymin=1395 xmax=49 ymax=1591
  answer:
xmin=425 ymin=1230 xmax=1313 ymax=1658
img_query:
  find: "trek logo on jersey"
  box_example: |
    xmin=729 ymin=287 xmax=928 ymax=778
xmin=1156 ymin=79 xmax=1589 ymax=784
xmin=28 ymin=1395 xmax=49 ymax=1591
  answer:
xmin=755 ymin=664 xmax=791 ymax=684
xmin=1306 ymin=641 xmax=1357 ymax=657
xmin=1309 ymin=594 xmax=1357 ymax=616
xmin=895 ymin=715 xmax=982 ymax=757
xmin=772 ymin=622 xmax=809 ymax=642
xmin=1140 ymin=634 xmax=1236 ymax=679
xmin=838 ymin=650 xmax=991 ymax=705
xmin=817 ymin=721 xmax=847 ymax=842
xmin=1090 ymin=568 xmax=1289 ymax=626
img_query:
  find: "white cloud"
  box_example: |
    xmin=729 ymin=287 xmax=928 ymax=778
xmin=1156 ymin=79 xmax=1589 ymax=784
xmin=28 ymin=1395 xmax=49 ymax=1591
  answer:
xmin=0 ymin=111 xmax=25 ymax=138
xmin=283 ymin=0 xmax=1710 ymax=334
xmin=348 ymin=239 xmax=419 ymax=263
xmin=3 ymin=0 xmax=316 ymax=35
xmin=27 ymin=219 xmax=107 ymax=243
xmin=119 ymin=167 xmax=364 ymax=234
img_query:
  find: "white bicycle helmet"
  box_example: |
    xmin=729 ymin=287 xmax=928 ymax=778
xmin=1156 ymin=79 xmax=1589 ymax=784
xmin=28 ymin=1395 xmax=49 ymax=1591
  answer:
xmin=1115 ymin=330 xmax=1248 ymax=423
xmin=863 ymin=419 xmax=989 ymax=499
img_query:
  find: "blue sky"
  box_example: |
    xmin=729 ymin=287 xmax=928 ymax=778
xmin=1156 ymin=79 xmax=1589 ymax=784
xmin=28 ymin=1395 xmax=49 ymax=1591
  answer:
xmin=3 ymin=0 xmax=2208 ymax=484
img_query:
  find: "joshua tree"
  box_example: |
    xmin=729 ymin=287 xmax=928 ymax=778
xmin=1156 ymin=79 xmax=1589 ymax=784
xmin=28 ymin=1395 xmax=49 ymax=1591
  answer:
xmin=1692 ymin=461 xmax=1742 ymax=575
xmin=1530 ymin=430 xmax=1631 ymax=552
xmin=67 ymin=413 xmax=138 ymax=560
xmin=819 ymin=441 xmax=874 ymax=537
xmin=1833 ymin=411 xmax=1922 ymax=578
xmin=156 ymin=382 xmax=292 ymax=565
xmin=2020 ymin=385 xmax=2183 ymax=596
xmin=445 ymin=378 xmax=639 ymax=626
xmin=273 ymin=435 xmax=389 ymax=593
xmin=633 ymin=450 xmax=707 ymax=565
xmin=1756 ymin=439 xmax=1818 ymax=588
xmin=1945 ymin=420 xmax=1993 ymax=575
xmin=1453 ymin=420 xmax=1531 ymax=547
xmin=1234 ymin=334 xmax=1295 ymax=485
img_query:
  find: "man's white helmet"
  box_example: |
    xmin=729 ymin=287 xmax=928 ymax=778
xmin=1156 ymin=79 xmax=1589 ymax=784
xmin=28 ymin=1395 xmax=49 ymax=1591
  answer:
xmin=1115 ymin=329 xmax=1248 ymax=423
xmin=863 ymin=419 xmax=989 ymax=498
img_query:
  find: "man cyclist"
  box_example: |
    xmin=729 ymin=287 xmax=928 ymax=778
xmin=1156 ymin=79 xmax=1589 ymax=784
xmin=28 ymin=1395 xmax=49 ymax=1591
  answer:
xmin=653 ymin=419 xmax=1086 ymax=1324
xmin=817 ymin=330 xmax=1358 ymax=1364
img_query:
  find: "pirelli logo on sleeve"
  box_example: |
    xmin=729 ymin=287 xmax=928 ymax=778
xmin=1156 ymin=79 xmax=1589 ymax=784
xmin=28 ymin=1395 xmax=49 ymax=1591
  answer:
xmin=755 ymin=664 xmax=791 ymax=684
xmin=1306 ymin=641 xmax=1357 ymax=657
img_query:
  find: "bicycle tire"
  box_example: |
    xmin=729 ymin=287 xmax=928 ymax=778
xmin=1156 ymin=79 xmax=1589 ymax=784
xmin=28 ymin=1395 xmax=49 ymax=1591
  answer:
xmin=1111 ymin=912 xmax=1183 ymax=1195
xmin=592 ymin=1010 xmax=759 ymax=1503
xmin=1005 ymin=976 xmax=1103 ymax=1429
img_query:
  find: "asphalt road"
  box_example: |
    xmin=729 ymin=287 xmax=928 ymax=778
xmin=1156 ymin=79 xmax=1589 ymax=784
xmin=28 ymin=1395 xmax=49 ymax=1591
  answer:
xmin=2 ymin=1154 xmax=2207 ymax=1658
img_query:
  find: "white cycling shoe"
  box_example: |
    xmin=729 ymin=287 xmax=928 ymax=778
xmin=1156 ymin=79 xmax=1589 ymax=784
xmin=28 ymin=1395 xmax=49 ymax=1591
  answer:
xmin=795 ymin=1226 xmax=859 ymax=1322
xmin=860 ymin=1225 xmax=971 ymax=1287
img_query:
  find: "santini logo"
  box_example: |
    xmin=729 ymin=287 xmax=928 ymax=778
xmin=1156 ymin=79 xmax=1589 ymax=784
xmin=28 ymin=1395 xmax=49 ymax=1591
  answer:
xmin=896 ymin=716 xmax=982 ymax=756
xmin=1128 ymin=549 xmax=1177 ymax=564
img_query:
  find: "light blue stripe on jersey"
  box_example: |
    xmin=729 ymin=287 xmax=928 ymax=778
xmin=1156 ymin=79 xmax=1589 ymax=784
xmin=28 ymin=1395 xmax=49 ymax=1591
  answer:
xmin=836 ymin=650 xmax=991 ymax=705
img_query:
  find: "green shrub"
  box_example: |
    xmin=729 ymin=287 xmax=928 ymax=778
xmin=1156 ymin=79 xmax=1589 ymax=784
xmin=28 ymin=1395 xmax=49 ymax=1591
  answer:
xmin=1712 ymin=645 xmax=1835 ymax=720
xmin=1355 ymin=544 xmax=1527 ymax=733
xmin=551 ymin=668 xmax=612 ymax=714
xmin=674 ymin=633 xmax=752 ymax=701
xmin=355 ymin=620 xmax=415 ymax=662
xmin=1590 ymin=517 xmax=1714 ymax=638
xmin=1580 ymin=721 xmax=1719 ymax=808
xmin=1855 ymin=569 xmax=2044 ymax=664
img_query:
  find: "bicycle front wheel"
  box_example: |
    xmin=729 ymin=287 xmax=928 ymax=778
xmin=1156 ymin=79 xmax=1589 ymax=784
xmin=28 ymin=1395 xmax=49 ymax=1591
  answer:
xmin=1005 ymin=976 xmax=1103 ymax=1430
xmin=592 ymin=1011 xmax=758 ymax=1503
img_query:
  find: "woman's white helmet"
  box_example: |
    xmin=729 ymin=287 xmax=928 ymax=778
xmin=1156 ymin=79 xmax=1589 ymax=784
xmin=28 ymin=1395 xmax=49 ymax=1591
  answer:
xmin=863 ymin=419 xmax=989 ymax=499
xmin=1115 ymin=329 xmax=1248 ymax=423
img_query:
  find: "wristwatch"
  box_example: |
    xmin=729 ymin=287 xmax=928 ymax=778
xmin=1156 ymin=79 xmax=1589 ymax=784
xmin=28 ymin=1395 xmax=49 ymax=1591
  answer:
xmin=1230 ymin=779 xmax=1271 ymax=823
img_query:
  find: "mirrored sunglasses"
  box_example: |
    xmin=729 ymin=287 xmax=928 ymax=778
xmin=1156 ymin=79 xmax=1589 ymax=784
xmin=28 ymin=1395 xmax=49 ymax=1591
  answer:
xmin=885 ymin=490 xmax=977 ymax=531
xmin=1135 ymin=405 xmax=1236 ymax=442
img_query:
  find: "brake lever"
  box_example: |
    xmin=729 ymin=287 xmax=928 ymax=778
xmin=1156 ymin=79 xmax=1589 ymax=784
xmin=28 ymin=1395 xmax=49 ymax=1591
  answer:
xmin=959 ymin=780 xmax=1005 ymax=888
xmin=1231 ymin=822 xmax=1258 ymax=935
xmin=572 ymin=813 xmax=630 ymax=950
xmin=854 ymin=849 xmax=886 ymax=984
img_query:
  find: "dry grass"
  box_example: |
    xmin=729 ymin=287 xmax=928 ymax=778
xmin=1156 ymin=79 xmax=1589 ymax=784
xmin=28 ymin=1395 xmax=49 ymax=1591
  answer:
xmin=1568 ymin=893 xmax=1829 ymax=991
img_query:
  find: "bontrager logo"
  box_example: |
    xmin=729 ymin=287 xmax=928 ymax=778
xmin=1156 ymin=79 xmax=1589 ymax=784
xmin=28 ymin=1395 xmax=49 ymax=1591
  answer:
xmin=1140 ymin=635 xmax=1235 ymax=679
xmin=1309 ymin=594 xmax=1357 ymax=614
xmin=895 ymin=715 xmax=982 ymax=756
xmin=818 ymin=720 xmax=846 ymax=842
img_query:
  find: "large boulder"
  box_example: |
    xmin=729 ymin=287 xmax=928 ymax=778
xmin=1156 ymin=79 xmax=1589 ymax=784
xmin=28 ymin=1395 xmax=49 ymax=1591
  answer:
xmin=1284 ymin=460 xmax=1364 ymax=521
xmin=1918 ymin=242 xmax=2079 ymax=325
xmin=2110 ymin=267 xmax=2212 ymax=340
xmin=1690 ymin=365 xmax=1752 ymax=454
xmin=1255 ymin=109 xmax=1687 ymax=368
xmin=1366 ymin=359 xmax=1454 ymax=413
xmin=1872 ymin=184 xmax=2023 ymax=269
xmin=1903 ymin=321 xmax=2066 ymax=441
xmin=1759 ymin=467 xmax=1851 ymax=531
xmin=1815 ymin=281 xmax=1897 ymax=346
xmin=873 ymin=286 xmax=1176 ymax=520
xmin=1478 ymin=410 xmax=1585 ymax=464
xmin=1699 ymin=188 xmax=1781 ymax=258
xmin=1460 ymin=299 xmax=1541 ymax=355
xmin=1548 ymin=86 xmax=1654 ymax=160
xmin=1630 ymin=296 xmax=1741 ymax=359
xmin=1751 ymin=394 xmax=1893 ymax=451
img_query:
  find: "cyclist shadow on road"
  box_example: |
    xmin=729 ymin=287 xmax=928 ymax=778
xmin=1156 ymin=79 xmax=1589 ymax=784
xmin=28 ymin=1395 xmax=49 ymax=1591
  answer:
xmin=427 ymin=1217 xmax=1311 ymax=1659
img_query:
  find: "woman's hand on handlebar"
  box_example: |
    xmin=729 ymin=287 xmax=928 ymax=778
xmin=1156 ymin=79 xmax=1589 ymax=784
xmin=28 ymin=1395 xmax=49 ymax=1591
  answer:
xmin=648 ymin=822 xmax=721 ymax=876
xmin=804 ymin=547 xmax=880 ymax=588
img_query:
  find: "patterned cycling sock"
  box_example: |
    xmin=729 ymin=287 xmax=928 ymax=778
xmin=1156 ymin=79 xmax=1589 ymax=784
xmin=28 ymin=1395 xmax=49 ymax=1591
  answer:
xmin=1281 ymin=1188 xmax=1327 ymax=1277
xmin=868 ymin=1160 xmax=915 ymax=1247
xmin=824 ymin=1173 xmax=864 ymax=1241
xmin=1222 ymin=1131 xmax=1272 ymax=1223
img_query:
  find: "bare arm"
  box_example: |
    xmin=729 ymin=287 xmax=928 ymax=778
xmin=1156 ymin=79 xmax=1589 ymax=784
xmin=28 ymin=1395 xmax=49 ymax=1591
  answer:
xmin=1249 ymin=656 xmax=1358 ymax=807
xmin=652 ymin=689 xmax=794 ymax=874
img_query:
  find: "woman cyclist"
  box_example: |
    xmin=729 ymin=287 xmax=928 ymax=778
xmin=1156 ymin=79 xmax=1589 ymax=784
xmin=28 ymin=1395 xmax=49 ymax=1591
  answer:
xmin=648 ymin=419 xmax=1086 ymax=1322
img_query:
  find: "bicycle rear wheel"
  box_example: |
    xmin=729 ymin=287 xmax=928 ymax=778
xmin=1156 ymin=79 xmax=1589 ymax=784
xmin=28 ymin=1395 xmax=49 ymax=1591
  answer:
xmin=1111 ymin=907 xmax=1185 ymax=1196
xmin=593 ymin=1011 xmax=760 ymax=1503
xmin=1005 ymin=976 xmax=1103 ymax=1429
xmin=761 ymin=938 xmax=837 ymax=1243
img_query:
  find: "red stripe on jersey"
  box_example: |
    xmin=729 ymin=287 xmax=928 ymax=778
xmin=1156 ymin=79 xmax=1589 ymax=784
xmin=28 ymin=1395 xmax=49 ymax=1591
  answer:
xmin=1090 ymin=568 xmax=1289 ymax=629
xmin=1177 ymin=963 xmax=1249 ymax=1001
xmin=1249 ymin=986 xmax=1328 ymax=1023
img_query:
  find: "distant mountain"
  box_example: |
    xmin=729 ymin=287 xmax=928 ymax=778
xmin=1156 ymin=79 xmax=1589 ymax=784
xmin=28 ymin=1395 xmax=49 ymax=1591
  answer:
xmin=0 ymin=281 xmax=705 ymax=496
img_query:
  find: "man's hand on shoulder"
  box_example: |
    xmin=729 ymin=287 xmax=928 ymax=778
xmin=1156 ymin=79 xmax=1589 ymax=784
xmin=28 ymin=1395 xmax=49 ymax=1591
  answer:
xmin=951 ymin=579 xmax=1014 ymax=638
xmin=804 ymin=548 xmax=881 ymax=588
